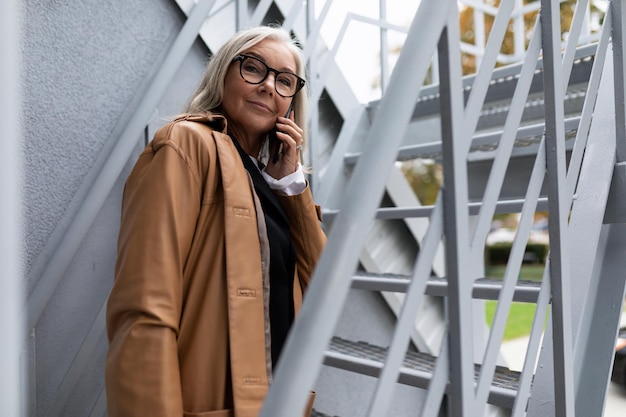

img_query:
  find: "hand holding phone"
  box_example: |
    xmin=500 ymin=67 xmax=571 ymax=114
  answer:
xmin=270 ymin=98 xmax=295 ymax=163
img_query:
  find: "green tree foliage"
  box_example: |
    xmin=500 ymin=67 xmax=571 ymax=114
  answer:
xmin=459 ymin=0 xmax=603 ymax=75
xmin=400 ymin=159 xmax=442 ymax=205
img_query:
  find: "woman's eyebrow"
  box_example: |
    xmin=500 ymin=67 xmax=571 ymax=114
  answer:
xmin=245 ymin=51 xmax=296 ymax=73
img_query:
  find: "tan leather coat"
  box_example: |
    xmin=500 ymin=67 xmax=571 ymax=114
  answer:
xmin=105 ymin=114 xmax=326 ymax=417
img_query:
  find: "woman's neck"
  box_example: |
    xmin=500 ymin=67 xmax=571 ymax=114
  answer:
xmin=227 ymin=121 xmax=264 ymax=157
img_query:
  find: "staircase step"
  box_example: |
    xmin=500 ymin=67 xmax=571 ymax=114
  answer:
xmin=351 ymin=271 xmax=543 ymax=303
xmin=311 ymin=410 xmax=338 ymax=417
xmin=343 ymin=116 xmax=581 ymax=164
xmin=322 ymin=197 xmax=549 ymax=222
xmin=324 ymin=337 xmax=521 ymax=410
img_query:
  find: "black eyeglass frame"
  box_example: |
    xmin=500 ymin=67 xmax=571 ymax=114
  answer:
xmin=232 ymin=54 xmax=306 ymax=98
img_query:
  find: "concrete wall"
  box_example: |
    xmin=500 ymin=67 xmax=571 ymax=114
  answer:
xmin=19 ymin=1 xmax=209 ymax=415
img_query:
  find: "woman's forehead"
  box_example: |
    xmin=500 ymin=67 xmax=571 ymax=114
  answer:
xmin=243 ymin=39 xmax=297 ymax=72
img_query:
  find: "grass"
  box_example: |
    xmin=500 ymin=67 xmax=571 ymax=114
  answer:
xmin=483 ymin=263 xmax=547 ymax=340
xmin=485 ymin=301 xmax=541 ymax=340
xmin=484 ymin=263 xmax=546 ymax=282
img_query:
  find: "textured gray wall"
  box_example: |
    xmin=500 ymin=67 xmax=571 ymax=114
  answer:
xmin=21 ymin=0 xmax=182 ymax=279
xmin=20 ymin=1 xmax=210 ymax=415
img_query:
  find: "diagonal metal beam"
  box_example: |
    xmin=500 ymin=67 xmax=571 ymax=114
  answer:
xmin=540 ymin=0 xmax=576 ymax=415
xmin=437 ymin=6 xmax=474 ymax=416
xmin=259 ymin=1 xmax=453 ymax=416
xmin=611 ymin=0 xmax=626 ymax=162
xmin=0 ymin=1 xmax=25 ymax=416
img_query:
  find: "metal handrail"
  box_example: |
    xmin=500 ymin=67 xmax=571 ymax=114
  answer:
xmin=259 ymin=1 xmax=454 ymax=415
xmin=1 ymin=1 xmax=25 ymax=416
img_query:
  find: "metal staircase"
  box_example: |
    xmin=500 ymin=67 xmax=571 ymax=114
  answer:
xmin=259 ymin=0 xmax=626 ymax=416
xmin=16 ymin=0 xmax=626 ymax=416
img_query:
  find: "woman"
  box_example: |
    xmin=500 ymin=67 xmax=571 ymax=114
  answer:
xmin=105 ymin=26 xmax=326 ymax=417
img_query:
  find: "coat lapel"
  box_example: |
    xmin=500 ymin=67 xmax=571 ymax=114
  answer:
xmin=213 ymin=131 xmax=270 ymax=416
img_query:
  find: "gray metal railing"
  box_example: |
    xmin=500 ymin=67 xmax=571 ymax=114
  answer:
xmin=1 ymin=1 xmax=25 ymax=416
xmin=262 ymin=0 xmax=624 ymax=416
xmin=260 ymin=1 xmax=454 ymax=415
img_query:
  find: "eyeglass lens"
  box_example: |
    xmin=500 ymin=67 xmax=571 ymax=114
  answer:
xmin=239 ymin=56 xmax=300 ymax=97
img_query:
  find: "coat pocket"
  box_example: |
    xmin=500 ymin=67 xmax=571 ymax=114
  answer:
xmin=183 ymin=410 xmax=233 ymax=417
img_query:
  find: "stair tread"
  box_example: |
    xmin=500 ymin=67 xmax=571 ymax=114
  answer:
xmin=352 ymin=271 xmax=543 ymax=303
xmin=311 ymin=410 xmax=338 ymax=417
xmin=325 ymin=336 xmax=521 ymax=409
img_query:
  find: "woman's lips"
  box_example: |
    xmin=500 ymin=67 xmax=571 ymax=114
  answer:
xmin=248 ymin=100 xmax=273 ymax=113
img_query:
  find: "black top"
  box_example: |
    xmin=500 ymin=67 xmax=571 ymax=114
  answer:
xmin=230 ymin=137 xmax=296 ymax=367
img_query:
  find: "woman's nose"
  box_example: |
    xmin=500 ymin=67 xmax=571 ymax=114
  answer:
xmin=260 ymin=72 xmax=277 ymax=93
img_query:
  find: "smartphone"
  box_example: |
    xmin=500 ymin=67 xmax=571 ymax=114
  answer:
xmin=270 ymin=98 xmax=295 ymax=163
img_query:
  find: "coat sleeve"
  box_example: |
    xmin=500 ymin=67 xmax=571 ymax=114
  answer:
xmin=105 ymin=131 xmax=202 ymax=417
xmin=276 ymin=186 xmax=327 ymax=295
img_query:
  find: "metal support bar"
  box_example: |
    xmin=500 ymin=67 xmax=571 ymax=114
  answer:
xmin=365 ymin=196 xmax=444 ymax=416
xmin=0 ymin=1 xmax=25 ymax=416
xmin=322 ymin=197 xmax=550 ymax=222
xmin=438 ymin=6 xmax=474 ymax=416
xmin=25 ymin=0 xmax=217 ymax=330
xmin=540 ymin=0 xmax=576 ymax=415
xmin=611 ymin=0 xmax=626 ymax=162
xmin=308 ymin=12 xmax=408 ymax=101
xmin=250 ymin=0 xmax=274 ymax=26
xmin=236 ymin=0 xmax=248 ymax=30
xmin=528 ymin=11 xmax=616 ymax=414
xmin=258 ymin=1 xmax=453 ymax=416
xmin=379 ymin=0 xmax=389 ymax=94
xmin=566 ymin=8 xmax=612 ymax=197
xmin=574 ymin=224 xmax=626 ymax=416
xmin=282 ymin=0 xmax=304 ymax=32
xmin=604 ymin=162 xmax=626 ymax=223
xmin=469 ymin=16 xmax=541 ymax=256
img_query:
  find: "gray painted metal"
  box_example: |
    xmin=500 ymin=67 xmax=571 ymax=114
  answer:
xmin=571 ymin=42 xmax=626 ymax=416
xmin=574 ymin=224 xmax=626 ymax=416
xmin=566 ymin=12 xmax=612 ymax=198
xmin=315 ymin=105 xmax=368 ymax=205
xmin=323 ymin=198 xmax=551 ymax=222
xmin=604 ymin=162 xmax=626 ymax=223
xmin=365 ymin=196 xmax=445 ymax=416
xmin=438 ymin=8 xmax=475 ymax=415
xmin=379 ymin=0 xmax=389 ymax=94
xmin=344 ymin=117 xmax=582 ymax=164
xmin=19 ymin=0 xmax=624 ymax=415
xmin=25 ymin=0 xmax=217 ymax=331
xmin=540 ymin=1 xmax=576 ymax=415
xmin=259 ymin=1 xmax=454 ymax=415
xmin=611 ymin=0 xmax=626 ymax=162
xmin=528 ymin=6 xmax=618 ymax=415
xmin=0 ymin=1 xmax=25 ymax=416
xmin=351 ymin=273 xmax=542 ymax=303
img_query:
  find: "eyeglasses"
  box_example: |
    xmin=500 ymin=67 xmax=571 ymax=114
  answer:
xmin=232 ymin=54 xmax=305 ymax=98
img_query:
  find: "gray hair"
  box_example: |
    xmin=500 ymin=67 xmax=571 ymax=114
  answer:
xmin=184 ymin=26 xmax=308 ymax=147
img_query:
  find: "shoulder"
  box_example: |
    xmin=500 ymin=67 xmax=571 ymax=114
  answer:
xmin=148 ymin=113 xmax=231 ymax=165
xmin=153 ymin=113 xmax=227 ymax=150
